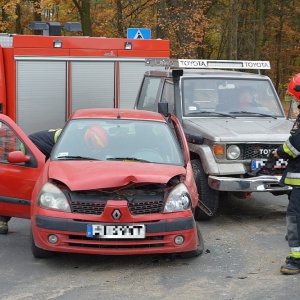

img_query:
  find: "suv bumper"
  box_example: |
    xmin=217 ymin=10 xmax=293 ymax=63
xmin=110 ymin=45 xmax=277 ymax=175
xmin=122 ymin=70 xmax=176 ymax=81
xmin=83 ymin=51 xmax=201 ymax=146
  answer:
xmin=208 ymin=175 xmax=292 ymax=192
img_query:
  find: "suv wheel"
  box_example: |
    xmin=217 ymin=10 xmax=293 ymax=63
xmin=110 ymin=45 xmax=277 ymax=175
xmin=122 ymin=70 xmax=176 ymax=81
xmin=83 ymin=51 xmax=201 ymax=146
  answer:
xmin=191 ymin=159 xmax=219 ymax=220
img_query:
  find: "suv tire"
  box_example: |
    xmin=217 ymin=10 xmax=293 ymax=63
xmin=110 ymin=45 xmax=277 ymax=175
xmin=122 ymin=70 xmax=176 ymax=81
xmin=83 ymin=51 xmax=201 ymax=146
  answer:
xmin=192 ymin=159 xmax=219 ymax=220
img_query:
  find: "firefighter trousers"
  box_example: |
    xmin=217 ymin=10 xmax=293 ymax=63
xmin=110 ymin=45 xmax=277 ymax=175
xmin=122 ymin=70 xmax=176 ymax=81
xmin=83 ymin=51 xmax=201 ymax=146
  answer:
xmin=287 ymin=187 xmax=300 ymax=248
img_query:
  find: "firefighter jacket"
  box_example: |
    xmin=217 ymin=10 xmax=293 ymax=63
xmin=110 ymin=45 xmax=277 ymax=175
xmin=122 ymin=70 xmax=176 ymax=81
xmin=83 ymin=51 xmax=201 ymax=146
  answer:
xmin=277 ymin=115 xmax=300 ymax=186
xmin=28 ymin=128 xmax=62 ymax=159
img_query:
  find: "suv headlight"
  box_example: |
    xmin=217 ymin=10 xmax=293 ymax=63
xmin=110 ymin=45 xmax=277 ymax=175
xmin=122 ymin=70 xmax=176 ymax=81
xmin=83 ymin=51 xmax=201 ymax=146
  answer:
xmin=227 ymin=145 xmax=241 ymax=160
xmin=37 ymin=182 xmax=71 ymax=212
xmin=164 ymin=183 xmax=191 ymax=212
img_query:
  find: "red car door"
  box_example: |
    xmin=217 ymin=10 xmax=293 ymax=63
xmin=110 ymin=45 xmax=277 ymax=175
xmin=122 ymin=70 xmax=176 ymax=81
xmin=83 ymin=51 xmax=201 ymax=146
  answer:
xmin=0 ymin=115 xmax=45 ymax=219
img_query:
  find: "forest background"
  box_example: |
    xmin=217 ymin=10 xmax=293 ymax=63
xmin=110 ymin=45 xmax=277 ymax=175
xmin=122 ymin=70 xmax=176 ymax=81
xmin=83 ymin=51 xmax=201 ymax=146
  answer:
xmin=1 ymin=0 xmax=300 ymax=101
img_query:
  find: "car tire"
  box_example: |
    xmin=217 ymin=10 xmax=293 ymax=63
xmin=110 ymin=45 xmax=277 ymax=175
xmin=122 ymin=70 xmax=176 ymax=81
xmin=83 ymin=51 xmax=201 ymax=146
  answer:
xmin=30 ymin=228 xmax=54 ymax=258
xmin=191 ymin=159 xmax=219 ymax=221
xmin=180 ymin=222 xmax=204 ymax=258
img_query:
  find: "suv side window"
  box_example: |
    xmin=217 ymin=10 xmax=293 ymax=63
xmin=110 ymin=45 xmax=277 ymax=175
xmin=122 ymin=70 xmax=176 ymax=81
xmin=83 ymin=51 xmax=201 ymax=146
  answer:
xmin=161 ymin=80 xmax=175 ymax=113
xmin=136 ymin=77 xmax=162 ymax=111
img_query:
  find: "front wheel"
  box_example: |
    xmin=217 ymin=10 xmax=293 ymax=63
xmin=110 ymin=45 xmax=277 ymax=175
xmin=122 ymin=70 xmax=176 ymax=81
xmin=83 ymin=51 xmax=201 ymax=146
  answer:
xmin=191 ymin=159 xmax=219 ymax=221
xmin=30 ymin=228 xmax=54 ymax=258
xmin=181 ymin=222 xmax=204 ymax=258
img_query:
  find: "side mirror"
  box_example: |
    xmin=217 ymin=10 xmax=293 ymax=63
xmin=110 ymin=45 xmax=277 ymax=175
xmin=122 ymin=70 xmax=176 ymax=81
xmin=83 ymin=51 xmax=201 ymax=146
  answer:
xmin=158 ymin=102 xmax=169 ymax=116
xmin=184 ymin=129 xmax=203 ymax=144
xmin=7 ymin=151 xmax=31 ymax=163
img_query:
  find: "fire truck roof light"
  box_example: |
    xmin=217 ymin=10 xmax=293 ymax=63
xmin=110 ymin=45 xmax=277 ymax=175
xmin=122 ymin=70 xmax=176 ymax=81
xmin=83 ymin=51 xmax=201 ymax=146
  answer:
xmin=0 ymin=34 xmax=13 ymax=47
xmin=145 ymin=58 xmax=271 ymax=70
xmin=124 ymin=42 xmax=132 ymax=50
xmin=29 ymin=21 xmax=49 ymax=31
xmin=53 ymin=40 xmax=62 ymax=48
xmin=63 ymin=22 xmax=82 ymax=32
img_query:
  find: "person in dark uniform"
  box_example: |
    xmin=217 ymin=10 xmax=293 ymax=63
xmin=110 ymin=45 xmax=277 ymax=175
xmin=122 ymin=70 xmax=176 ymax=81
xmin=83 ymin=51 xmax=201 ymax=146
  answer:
xmin=272 ymin=73 xmax=300 ymax=275
xmin=0 ymin=128 xmax=62 ymax=234
xmin=290 ymin=111 xmax=300 ymax=135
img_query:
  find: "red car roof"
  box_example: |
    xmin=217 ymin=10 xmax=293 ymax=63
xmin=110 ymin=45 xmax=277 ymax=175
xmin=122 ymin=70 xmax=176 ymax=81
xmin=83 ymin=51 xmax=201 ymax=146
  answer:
xmin=71 ymin=108 xmax=166 ymax=122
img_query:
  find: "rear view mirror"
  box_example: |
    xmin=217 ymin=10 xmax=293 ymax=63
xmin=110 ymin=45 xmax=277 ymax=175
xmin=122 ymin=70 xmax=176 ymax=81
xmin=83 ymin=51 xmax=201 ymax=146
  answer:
xmin=7 ymin=151 xmax=31 ymax=163
xmin=158 ymin=102 xmax=169 ymax=116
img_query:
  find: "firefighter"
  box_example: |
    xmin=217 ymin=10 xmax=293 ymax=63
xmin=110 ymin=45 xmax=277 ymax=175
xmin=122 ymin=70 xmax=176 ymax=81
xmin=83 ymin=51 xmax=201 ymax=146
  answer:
xmin=272 ymin=73 xmax=300 ymax=274
xmin=0 ymin=128 xmax=62 ymax=235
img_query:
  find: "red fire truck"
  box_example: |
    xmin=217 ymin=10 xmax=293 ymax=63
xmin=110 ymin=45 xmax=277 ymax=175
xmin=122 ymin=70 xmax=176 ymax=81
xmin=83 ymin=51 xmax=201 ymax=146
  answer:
xmin=0 ymin=25 xmax=169 ymax=134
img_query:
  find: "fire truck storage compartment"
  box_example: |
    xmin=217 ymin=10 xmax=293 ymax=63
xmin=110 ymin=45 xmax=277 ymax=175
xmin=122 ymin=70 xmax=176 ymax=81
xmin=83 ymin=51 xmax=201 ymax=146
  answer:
xmin=15 ymin=58 xmax=162 ymax=134
xmin=17 ymin=60 xmax=66 ymax=135
xmin=0 ymin=34 xmax=169 ymax=134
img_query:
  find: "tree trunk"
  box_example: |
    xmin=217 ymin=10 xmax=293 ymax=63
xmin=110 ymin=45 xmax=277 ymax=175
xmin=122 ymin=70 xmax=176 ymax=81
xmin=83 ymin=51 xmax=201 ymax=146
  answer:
xmin=115 ymin=0 xmax=123 ymax=37
xmin=72 ymin=0 xmax=92 ymax=36
xmin=254 ymin=0 xmax=265 ymax=60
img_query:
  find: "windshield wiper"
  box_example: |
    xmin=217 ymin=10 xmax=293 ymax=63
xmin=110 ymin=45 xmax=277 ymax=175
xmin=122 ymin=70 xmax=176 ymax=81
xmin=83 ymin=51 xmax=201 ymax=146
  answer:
xmin=106 ymin=157 xmax=150 ymax=163
xmin=229 ymin=111 xmax=277 ymax=119
xmin=187 ymin=110 xmax=236 ymax=118
xmin=56 ymin=155 xmax=99 ymax=160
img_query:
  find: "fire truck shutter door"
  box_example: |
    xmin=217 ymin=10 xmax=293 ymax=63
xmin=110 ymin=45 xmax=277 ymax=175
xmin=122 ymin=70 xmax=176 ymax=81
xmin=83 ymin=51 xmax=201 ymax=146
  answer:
xmin=16 ymin=61 xmax=67 ymax=135
xmin=71 ymin=61 xmax=115 ymax=112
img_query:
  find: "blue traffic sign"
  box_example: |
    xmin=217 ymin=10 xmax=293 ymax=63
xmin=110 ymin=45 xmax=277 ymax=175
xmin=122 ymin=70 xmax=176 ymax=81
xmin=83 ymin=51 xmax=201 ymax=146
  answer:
xmin=127 ymin=28 xmax=151 ymax=40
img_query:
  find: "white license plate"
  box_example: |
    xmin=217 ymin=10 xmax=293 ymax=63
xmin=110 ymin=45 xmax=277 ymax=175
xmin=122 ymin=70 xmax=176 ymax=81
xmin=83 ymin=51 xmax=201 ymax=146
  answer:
xmin=251 ymin=158 xmax=287 ymax=171
xmin=86 ymin=224 xmax=146 ymax=239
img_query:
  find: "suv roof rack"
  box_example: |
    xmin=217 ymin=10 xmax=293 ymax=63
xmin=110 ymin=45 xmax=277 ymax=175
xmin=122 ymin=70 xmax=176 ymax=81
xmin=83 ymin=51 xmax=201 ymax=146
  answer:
xmin=145 ymin=58 xmax=270 ymax=73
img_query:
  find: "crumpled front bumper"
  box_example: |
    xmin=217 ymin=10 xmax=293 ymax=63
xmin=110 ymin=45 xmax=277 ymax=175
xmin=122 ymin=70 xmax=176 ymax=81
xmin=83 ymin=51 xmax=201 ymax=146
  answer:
xmin=208 ymin=175 xmax=292 ymax=192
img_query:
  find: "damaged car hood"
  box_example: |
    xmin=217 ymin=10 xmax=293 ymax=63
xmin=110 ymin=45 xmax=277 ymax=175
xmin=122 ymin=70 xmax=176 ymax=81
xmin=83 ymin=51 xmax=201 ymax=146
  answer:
xmin=48 ymin=160 xmax=186 ymax=190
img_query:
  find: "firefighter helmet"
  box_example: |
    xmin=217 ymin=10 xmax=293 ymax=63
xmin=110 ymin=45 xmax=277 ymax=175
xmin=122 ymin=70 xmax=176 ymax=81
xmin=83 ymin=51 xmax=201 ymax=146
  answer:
xmin=288 ymin=73 xmax=300 ymax=101
xmin=84 ymin=125 xmax=108 ymax=149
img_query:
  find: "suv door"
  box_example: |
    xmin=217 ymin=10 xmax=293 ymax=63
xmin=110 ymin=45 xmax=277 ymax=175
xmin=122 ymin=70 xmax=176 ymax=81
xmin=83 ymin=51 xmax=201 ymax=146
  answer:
xmin=0 ymin=115 xmax=45 ymax=219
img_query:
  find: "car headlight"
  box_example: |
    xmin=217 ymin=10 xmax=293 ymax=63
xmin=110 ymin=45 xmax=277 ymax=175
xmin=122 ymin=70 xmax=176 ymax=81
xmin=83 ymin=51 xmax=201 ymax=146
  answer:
xmin=37 ymin=182 xmax=71 ymax=212
xmin=164 ymin=183 xmax=191 ymax=212
xmin=227 ymin=145 xmax=241 ymax=160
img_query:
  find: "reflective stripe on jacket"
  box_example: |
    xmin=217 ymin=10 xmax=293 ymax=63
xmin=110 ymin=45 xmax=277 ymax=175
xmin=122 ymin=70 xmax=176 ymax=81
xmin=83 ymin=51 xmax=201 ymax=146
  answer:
xmin=278 ymin=116 xmax=300 ymax=186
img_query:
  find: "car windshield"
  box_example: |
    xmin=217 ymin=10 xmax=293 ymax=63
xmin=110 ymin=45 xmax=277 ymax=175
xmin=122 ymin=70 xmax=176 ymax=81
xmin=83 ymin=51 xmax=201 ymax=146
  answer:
xmin=182 ymin=78 xmax=284 ymax=117
xmin=51 ymin=119 xmax=184 ymax=165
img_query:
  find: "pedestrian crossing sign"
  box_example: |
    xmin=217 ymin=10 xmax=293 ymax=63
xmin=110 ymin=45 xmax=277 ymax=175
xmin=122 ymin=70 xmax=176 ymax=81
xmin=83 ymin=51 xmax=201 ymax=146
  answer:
xmin=127 ymin=28 xmax=151 ymax=40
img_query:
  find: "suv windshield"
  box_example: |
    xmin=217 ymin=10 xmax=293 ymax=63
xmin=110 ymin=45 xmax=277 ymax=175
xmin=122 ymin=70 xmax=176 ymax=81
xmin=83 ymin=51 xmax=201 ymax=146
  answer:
xmin=52 ymin=119 xmax=184 ymax=165
xmin=182 ymin=78 xmax=284 ymax=117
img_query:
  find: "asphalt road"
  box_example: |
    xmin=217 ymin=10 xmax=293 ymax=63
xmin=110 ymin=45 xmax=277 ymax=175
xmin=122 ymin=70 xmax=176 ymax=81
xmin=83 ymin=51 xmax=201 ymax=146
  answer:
xmin=1 ymin=192 xmax=299 ymax=300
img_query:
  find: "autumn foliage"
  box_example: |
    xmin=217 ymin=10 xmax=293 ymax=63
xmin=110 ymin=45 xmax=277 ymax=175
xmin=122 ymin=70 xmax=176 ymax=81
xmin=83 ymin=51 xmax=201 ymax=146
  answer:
xmin=1 ymin=0 xmax=300 ymax=99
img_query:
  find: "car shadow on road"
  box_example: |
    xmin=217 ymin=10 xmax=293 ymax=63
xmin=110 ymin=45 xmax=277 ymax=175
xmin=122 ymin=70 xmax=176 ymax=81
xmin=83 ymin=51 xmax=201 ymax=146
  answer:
xmin=214 ymin=191 xmax=288 ymax=221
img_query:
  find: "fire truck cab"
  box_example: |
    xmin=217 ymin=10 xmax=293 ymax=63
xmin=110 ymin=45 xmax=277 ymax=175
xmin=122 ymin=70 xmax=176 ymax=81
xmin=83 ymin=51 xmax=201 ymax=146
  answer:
xmin=0 ymin=29 xmax=169 ymax=134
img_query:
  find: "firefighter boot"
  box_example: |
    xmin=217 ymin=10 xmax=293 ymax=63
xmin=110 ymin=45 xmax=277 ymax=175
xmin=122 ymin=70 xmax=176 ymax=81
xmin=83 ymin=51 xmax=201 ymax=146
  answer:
xmin=0 ymin=220 xmax=8 ymax=235
xmin=280 ymin=256 xmax=300 ymax=275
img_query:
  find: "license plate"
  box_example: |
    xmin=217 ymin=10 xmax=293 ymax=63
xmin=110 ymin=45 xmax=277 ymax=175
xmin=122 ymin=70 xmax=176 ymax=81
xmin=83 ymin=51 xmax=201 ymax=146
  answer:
xmin=86 ymin=224 xmax=146 ymax=239
xmin=251 ymin=158 xmax=288 ymax=171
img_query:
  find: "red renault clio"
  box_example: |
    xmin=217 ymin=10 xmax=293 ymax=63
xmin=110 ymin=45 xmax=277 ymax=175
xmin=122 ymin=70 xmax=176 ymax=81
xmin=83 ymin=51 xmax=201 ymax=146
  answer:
xmin=0 ymin=108 xmax=204 ymax=258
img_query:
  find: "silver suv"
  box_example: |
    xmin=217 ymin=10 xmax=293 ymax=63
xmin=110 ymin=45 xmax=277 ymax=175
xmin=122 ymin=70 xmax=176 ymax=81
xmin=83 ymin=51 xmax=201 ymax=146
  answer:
xmin=135 ymin=59 xmax=294 ymax=220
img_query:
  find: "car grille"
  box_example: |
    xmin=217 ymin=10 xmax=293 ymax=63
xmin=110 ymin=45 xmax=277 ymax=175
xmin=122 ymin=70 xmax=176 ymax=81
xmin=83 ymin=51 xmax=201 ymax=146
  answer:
xmin=128 ymin=200 xmax=164 ymax=215
xmin=243 ymin=143 xmax=282 ymax=159
xmin=70 ymin=199 xmax=164 ymax=215
xmin=70 ymin=201 xmax=106 ymax=215
xmin=68 ymin=188 xmax=165 ymax=216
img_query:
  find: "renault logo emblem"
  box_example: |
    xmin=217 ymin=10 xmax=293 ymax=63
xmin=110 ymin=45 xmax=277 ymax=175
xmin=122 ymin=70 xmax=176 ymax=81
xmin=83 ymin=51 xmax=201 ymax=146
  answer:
xmin=112 ymin=209 xmax=122 ymax=220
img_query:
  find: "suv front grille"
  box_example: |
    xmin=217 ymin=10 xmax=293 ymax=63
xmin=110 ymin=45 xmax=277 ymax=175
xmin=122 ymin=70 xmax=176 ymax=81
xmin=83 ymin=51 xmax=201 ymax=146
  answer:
xmin=243 ymin=144 xmax=282 ymax=159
